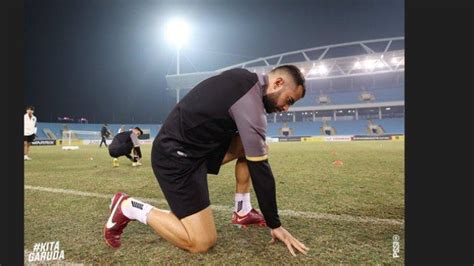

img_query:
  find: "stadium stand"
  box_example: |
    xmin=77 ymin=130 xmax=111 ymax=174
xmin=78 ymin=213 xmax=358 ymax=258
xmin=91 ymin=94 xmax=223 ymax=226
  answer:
xmin=329 ymin=120 xmax=368 ymax=135
xmin=37 ymin=118 xmax=403 ymax=140
xmin=266 ymin=118 xmax=403 ymax=137
xmin=267 ymin=121 xmax=323 ymax=136
xmin=293 ymin=86 xmax=404 ymax=107
xmin=372 ymin=118 xmax=404 ymax=134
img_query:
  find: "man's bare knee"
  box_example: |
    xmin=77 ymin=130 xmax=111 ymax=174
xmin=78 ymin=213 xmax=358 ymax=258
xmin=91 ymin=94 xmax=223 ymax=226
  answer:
xmin=188 ymin=235 xmax=217 ymax=253
xmin=180 ymin=207 xmax=217 ymax=253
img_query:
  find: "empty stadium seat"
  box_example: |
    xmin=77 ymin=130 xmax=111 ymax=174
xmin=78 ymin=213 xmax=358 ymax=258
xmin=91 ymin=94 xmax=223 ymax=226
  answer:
xmin=266 ymin=118 xmax=404 ymax=137
xmin=293 ymin=86 xmax=404 ymax=107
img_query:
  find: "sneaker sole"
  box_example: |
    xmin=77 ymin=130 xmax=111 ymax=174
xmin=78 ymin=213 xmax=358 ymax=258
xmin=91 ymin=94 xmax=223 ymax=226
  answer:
xmin=104 ymin=193 xmax=127 ymax=249
xmin=103 ymin=226 xmax=120 ymax=249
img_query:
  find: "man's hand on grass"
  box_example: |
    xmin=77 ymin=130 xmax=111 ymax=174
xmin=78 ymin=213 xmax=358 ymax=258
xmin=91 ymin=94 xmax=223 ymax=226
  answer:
xmin=269 ymin=226 xmax=309 ymax=256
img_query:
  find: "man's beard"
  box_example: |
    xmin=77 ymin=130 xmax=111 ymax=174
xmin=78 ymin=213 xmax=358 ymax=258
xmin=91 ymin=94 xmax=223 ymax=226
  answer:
xmin=262 ymin=91 xmax=281 ymax=113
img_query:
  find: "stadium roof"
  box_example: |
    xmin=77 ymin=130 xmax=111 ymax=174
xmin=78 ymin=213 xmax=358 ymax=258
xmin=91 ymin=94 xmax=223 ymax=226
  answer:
xmin=165 ymin=37 xmax=404 ymax=102
xmin=166 ymin=37 xmax=403 ymax=88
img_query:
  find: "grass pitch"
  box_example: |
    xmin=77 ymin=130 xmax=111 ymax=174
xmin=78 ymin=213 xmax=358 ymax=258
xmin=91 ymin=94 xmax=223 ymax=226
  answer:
xmin=24 ymin=141 xmax=404 ymax=264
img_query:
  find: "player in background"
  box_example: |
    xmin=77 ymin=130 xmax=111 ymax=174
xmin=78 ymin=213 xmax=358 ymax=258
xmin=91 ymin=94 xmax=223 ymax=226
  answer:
xmin=24 ymin=106 xmax=37 ymax=161
xmin=100 ymin=123 xmax=111 ymax=148
xmin=108 ymin=127 xmax=143 ymax=167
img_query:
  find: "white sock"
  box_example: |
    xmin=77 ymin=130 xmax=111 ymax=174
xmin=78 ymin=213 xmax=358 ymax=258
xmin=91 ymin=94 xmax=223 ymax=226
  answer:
xmin=234 ymin=193 xmax=252 ymax=215
xmin=121 ymin=198 xmax=154 ymax=225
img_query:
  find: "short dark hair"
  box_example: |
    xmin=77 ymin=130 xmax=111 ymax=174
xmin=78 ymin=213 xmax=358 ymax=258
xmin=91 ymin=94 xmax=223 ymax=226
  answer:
xmin=134 ymin=127 xmax=143 ymax=135
xmin=270 ymin=65 xmax=306 ymax=98
xmin=26 ymin=105 xmax=35 ymax=111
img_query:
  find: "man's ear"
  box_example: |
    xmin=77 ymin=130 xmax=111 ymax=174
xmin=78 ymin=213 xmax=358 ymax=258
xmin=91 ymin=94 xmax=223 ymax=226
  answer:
xmin=269 ymin=77 xmax=284 ymax=93
xmin=275 ymin=77 xmax=284 ymax=87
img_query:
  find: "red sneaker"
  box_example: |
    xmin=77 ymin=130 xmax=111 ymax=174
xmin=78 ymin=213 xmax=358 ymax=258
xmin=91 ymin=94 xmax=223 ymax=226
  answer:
xmin=231 ymin=208 xmax=267 ymax=228
xmin=103 ymin=192 xmax=132 ymax=248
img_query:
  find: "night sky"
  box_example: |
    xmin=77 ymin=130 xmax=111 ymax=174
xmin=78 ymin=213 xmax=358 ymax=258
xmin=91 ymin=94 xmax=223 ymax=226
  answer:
xmin=25 ymin=0 xmax=404 ymax=124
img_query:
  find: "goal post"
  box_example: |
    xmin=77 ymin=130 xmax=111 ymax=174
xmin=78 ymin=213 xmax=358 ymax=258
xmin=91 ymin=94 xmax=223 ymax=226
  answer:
xmin=61 ymin=130 xmax=102 ymax=150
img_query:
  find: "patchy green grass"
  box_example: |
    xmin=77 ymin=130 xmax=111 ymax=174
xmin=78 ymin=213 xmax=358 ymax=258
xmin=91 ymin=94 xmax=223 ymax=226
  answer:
xmin=25 ymin=141 xmax=404 ymax=264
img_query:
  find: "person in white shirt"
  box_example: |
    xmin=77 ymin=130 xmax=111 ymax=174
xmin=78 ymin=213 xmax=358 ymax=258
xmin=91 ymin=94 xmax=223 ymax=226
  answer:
xmin=118 ymin=125 xmax=125 ymax=134
xmin=24 ymin=106 xmax=38 ymax=160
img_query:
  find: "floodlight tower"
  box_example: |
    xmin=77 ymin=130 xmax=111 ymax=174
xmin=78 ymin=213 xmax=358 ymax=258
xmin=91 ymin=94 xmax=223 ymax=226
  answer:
xmin=165 ymin=18 xmax=190 ymax=103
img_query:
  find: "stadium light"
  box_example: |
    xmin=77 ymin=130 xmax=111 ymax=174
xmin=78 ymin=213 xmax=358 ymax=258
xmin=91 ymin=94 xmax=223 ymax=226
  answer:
xmin=353 ymin=61 xmax=362 ymax=69
xmin=318 ymin=65 xmax=328 ymax=76
xmin=375 ymin=60 xmax=385 ymax=68
xmin=165 ymin=18 xmax=190 ymax=104
xmin=363 ymin=59 xmax=376 ymax=71
xmin=165 ymin=18 xmax=190 ymax=75
xmin=309 ymin=65 xmax=328 ymax=76
xmin=399 ymin=57 xmax=405 ymax=65
xmin=165 ymin=18 xmax=190 ymax=50
xmin=390 ymin=57 xmax=399 ymax=64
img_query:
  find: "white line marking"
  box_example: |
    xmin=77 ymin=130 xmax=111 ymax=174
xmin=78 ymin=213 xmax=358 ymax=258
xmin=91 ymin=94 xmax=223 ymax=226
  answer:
xmin=25 ymin=185 xmax=403 ymax=226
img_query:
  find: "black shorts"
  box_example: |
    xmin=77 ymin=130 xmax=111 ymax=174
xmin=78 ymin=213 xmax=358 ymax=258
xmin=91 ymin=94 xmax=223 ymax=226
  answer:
xmin=151 ymin=136 xmax=233 ymax=219
xmin=24 ymin=135 xmax=35 ymax=143
xmin=108 ymin=143 xmax=133 ymax=158
xmin=205 ymin=136 xmax=233 ymax=175
xmin=152 ymin=149 xmax=210 ymax=219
